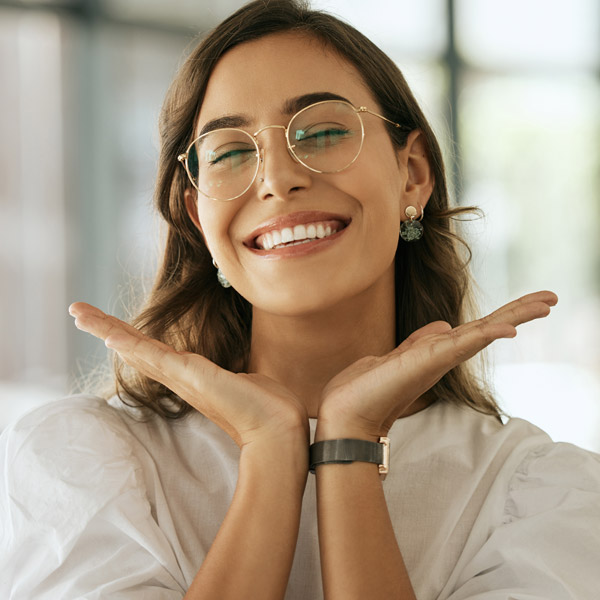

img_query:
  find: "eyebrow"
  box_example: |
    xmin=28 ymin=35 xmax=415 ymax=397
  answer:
xmin=197 ymin=91 xmax=352 ymax=137
xmin=282 ymin=91 xmax=351 ymax=114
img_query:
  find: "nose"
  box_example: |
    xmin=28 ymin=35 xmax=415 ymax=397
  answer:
xmin=254 ymin=126 xmax=312 ymax=201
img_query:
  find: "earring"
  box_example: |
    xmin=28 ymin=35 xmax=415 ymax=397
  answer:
xmin=400 ymin=204 xmax=424 ymax=242
xmin=212 ymin=259 xmax=232 ymax=288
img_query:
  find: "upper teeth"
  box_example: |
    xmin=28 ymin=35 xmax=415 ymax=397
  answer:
xmin=256 ymin=222 xmax=339 ymax=250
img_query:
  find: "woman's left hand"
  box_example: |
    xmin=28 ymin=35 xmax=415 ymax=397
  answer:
xmin=317 ymin=290 xmax=558 ymax=440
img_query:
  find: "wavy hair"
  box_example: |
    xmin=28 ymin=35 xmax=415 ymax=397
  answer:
xmin=112 ymin=0 xmax=500 ymax=421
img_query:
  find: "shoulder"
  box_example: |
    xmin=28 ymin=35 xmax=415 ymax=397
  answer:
xmin=0 ymin=396 xmax=189 ymax=597
xmin=446 ymin=417 xmax=600 ymax=597
xmin=0 ymin=395 xmax=145 ymax=532
xmin=504 ymin=438 xmax=600 ymax=521
xmin=408 ymin=403 xmax=600 ymax=597
xmin=446 ymin=404 xmax=600 ymax=508
xmin=395 ymin=400 xmax=554 ymax=466
xmin=1 ymin=394 xmax=139 ymax=473
xmin=491 ymin=413 xmax=600 ymax=518
xmin=2 ymin=393 xmax=135 ymax=445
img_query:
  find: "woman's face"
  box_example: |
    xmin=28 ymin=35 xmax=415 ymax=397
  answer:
xmin=187 ymin=32 xmax=426 ymax=317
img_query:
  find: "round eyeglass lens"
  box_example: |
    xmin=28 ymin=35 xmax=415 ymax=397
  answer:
xmin=188 ymin=128 xmax=259 ymax=201
xmin=287 ymin=101 xmax=363 ymax=173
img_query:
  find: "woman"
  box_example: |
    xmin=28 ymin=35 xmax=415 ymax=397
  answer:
xmin=1 ymin=1 xmax=598 ymax=598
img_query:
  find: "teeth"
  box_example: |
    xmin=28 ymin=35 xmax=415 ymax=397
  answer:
xmin=293 ymin=224 xmax=307 ymax=241
xmin=255 ymin=220 xmax=344 ymax=250
xmin=264 ymin=232 xmax=274 ymax=249
xmin=273 ymin=239 xmax=313 ymax=249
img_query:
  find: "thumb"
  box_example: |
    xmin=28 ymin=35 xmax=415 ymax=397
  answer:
xmin=395 ymin=320 xmax=452 ymax=352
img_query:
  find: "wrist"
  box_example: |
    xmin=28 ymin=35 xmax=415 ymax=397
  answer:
xmin=315 ymin=410 xmax=386 ymax=444
xmin=240 ymin=434 xmax=309 ymax=489
xmin=309 ymin=436 xmax=390 ymax=480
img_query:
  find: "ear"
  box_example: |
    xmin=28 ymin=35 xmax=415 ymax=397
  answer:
xmin=399 ymin=130 xmax=434 ymax=214
xmin=184 ymin=188 xmax=203 ymax=234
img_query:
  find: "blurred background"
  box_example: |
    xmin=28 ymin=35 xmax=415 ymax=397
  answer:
xmin=1 ymin=0 xmax=599 ymax=451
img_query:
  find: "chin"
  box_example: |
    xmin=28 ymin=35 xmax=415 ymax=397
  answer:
xmin=248 ymin=285 xmax=346 ymax=318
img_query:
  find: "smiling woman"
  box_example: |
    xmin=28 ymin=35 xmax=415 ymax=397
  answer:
xmin=113 ymin=16 xmax=494 ymax=420
xmin=1 ymin=1 xmax=599 ymax=599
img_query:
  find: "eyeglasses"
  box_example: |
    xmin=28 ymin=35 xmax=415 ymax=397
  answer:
xmin=177 ymin=99 xmax=407 ymax=202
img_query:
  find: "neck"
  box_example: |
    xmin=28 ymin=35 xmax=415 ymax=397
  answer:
xmin=247 ymin=274 xmax=396 ymax=418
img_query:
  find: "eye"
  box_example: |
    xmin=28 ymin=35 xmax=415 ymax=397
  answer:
xmin=294 ymin=123 xmax=353 ymax=146
xmin=205 ymin=144 xmax=256 ymax=167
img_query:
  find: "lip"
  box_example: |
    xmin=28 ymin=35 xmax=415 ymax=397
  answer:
xmin=243 ymin=210 xmax=352 ymax=249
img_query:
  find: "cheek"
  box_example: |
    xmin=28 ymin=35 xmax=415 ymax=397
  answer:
xmin=345 ymin=157 xmax=404 ymax=232
xmin=195 ymin=204 xmax=237 ymax=258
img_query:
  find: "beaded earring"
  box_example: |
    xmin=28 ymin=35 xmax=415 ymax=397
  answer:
xmin=400 ymin=205 xmax=424 ymax=242
xmin=212 ymin=259 xmax=232 ymax=288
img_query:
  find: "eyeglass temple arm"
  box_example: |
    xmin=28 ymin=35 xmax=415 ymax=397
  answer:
xmin=356 ymin=106 xmax=410 ymax=130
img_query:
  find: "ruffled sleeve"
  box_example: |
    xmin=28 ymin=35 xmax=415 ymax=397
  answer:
xmin=447 ymin=441 xmax=600 ymax=599
xmin=0 ymin=396 xmax=186 ymax=599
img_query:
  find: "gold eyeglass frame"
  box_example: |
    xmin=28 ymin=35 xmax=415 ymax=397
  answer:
xmin=177 ymin=99 xmax=408 ymax=201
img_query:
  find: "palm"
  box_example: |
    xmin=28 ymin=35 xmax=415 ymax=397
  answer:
xmin=69 ymin=303 xmax=309 ymax=448
xmin=319 ymin=291 xmax=558 ymax=436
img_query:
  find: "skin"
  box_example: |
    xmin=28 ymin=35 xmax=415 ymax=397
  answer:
xmin=69 ymin=32 xmax=558 ymax=600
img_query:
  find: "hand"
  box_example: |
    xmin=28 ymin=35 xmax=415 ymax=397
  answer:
xmin=68 ymin=303 xmax=309 ymax=451
xmin=317 ymin=291 xmax=558 ymax=440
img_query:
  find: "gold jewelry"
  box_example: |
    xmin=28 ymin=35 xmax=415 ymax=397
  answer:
xmin=400 ymin=204 xmax=424 ymax=242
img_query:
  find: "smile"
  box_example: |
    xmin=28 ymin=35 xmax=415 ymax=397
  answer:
xmin=255 ymin=220 xmax=345 ymax=250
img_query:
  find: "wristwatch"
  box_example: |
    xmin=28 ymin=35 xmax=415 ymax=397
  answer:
xmin=309 ymin=437 xmax=390 ymax=480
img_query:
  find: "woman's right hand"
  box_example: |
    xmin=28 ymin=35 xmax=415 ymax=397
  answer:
xmin=70 ymin=302 xmax=309 ymax=599
xmin=68 ymin=302 xmax=309 ymax=452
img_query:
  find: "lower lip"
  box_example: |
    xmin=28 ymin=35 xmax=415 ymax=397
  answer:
xmin=247 ymin=226 xmax=349 ymax=259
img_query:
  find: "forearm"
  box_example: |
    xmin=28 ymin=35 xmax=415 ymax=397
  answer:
xmin=185 ymin=441 xmax=307 ymax=600
xmin=315 ymin=425 xmax=416 ymax=600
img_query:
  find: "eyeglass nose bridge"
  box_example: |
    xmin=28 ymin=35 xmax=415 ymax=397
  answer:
xmin=251 ymin=123 xmax=300 ymax=170
xmin=253 ymin=123 xmax=287 ymax=138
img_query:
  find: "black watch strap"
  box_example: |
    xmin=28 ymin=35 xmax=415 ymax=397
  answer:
xmin=309 ymin=437 xmax=390 ymax=479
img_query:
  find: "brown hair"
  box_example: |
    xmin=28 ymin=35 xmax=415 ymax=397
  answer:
xmin=113 ymin=0 xmax=501 ymax=420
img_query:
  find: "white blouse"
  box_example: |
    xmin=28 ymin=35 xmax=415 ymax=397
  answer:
xmin=1 ymin=395 xmax=599 ymax=599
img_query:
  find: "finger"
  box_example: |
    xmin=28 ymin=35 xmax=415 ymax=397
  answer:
xmin=69 ymin=301 xmax=104 ymax=318
xmin=106 ymin=331 xmax=183 ymax=380
xmin=105 ymin=331 xmax=221 ymax=411
xmin=488 ymin=290 xmax=557 ymax=322
xmin=458 ymin=291 xmax=557 ymax=336
xmin=70 ymin=303 xmax=151 ymax=346
xmin=488 ymin=290 xmax=557 ymax=323
xmin=69 ymin=303 xmax=187 ymax=380
xmin=461 ymin=303 xmax=548 ymax=335
xmin=70 ymin=303 xmax=231 ymax=413
xmin=408 ymin=320 xmax=516 ymax=377
xmin=69 ymin=305 xmax=241 ymax=428
xmin=116 ymin=341 xmax=240 ymax=430
xmin=70 ymin=302 xmax=134 ymax=337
